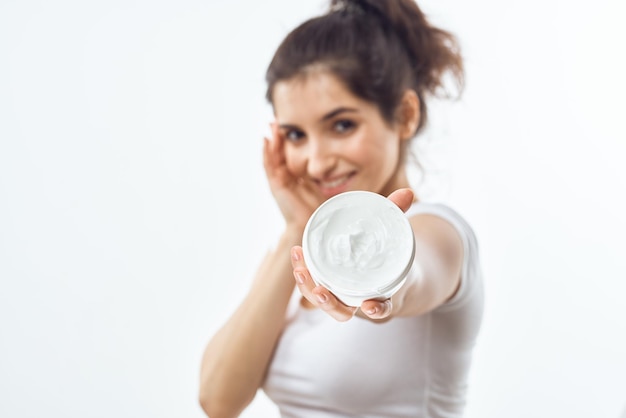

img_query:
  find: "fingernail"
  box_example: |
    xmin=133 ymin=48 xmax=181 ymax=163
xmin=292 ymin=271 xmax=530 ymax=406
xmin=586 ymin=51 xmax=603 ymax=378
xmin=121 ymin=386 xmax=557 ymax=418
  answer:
xmin=366 ymin=307 xmax=377 ymax=315
xmin=291 ymin=248 xmax=300 ymax=261
xmin=316 ymin=293 xmax=328 ymax=304
xmin=385 ymin=300 xmax=393 ymax=314
xmin=295 ymin=272 xmax=305 ymax=284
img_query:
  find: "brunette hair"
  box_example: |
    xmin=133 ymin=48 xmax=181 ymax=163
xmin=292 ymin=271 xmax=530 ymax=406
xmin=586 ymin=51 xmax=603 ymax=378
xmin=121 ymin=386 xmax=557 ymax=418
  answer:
xmin=265 ymin=0 xmax=464 ymax=138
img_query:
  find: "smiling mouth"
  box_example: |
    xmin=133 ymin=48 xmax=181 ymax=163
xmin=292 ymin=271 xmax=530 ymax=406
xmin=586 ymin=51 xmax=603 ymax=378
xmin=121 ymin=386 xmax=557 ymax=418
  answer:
xmin=316 ymin=172 xmax=356 ymax=196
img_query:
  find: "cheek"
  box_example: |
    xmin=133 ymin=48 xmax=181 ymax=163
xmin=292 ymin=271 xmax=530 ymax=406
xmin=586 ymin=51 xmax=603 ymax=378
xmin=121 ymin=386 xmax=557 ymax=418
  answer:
xmin=353 ymin=132 xmax=400 ymax=166
xmin=378 ymin=130 xmax=403 ymax=160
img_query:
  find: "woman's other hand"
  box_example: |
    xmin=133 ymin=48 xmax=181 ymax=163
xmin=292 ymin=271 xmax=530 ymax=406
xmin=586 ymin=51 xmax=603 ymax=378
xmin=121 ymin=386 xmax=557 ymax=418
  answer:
xmin=263 ymin=122 xmax=322 ymax=233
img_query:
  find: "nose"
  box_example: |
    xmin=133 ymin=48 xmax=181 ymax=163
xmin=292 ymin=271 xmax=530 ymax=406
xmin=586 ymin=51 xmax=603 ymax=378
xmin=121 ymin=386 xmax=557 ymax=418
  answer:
xmin=306 ymin=138 xmax=337 ymax=180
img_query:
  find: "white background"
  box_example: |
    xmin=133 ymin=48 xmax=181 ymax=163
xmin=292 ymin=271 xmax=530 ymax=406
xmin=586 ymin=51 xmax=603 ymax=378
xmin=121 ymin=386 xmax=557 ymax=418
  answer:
xmin=1 ymin=0 xmax=625 ymax=417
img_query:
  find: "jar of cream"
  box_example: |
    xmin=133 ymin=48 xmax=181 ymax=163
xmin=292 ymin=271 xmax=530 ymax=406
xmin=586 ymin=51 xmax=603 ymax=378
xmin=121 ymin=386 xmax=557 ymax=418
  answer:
xmin=302 ymin=191 xmax=415 ymax=307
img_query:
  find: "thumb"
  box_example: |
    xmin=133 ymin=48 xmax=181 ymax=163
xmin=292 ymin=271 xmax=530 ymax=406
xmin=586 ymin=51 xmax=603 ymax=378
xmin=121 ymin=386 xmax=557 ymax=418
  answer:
xmin=387 ymin=188 xmax=414 ymax=213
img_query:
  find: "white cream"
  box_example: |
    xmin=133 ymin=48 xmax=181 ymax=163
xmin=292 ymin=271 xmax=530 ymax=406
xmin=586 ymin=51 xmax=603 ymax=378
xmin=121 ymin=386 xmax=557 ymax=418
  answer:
xmin=302 ymin=191 xmax=415 ymax=307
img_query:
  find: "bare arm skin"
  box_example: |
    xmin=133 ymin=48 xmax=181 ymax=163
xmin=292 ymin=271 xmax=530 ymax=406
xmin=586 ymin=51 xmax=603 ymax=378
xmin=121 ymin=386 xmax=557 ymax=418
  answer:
xmin=200 ymin=187 xmax=462 ymax=417
xmin=388 ymin=212 xmax=464 ymax=317
xmin=198 ymin=229 xmax=299 ymax=418
xmin=199 ymin=125 xmax=321 ymax=418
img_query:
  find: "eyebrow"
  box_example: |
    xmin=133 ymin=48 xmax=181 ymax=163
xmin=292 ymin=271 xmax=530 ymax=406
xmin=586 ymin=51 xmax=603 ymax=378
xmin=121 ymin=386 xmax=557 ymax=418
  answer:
xmin=278 ymin=107 xmax=359 ymax=130
xmin=321 ymin=107 xmax=359 ymax=122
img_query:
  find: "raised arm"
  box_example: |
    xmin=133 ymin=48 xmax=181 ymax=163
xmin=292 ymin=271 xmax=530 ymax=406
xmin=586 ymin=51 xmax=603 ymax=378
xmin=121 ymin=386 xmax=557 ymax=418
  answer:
xmin=199 ymin=125 xmax=321 ymax=417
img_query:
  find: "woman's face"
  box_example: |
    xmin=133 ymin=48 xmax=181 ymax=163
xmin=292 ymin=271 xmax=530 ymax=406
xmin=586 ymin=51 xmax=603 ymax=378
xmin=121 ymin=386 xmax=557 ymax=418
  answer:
xmin=272 ymin=71 xmax=410 ymax=200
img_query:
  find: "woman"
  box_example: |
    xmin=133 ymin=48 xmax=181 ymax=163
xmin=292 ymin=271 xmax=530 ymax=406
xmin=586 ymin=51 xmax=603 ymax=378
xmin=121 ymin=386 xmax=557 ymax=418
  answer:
xmin=199 ymin=0 xmax=484 ymax=416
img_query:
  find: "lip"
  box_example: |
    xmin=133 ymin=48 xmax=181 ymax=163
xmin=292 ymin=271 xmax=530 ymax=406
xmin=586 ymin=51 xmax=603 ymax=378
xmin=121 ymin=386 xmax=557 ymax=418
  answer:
xmin=315 ymin=172 xmax=356 ymax=198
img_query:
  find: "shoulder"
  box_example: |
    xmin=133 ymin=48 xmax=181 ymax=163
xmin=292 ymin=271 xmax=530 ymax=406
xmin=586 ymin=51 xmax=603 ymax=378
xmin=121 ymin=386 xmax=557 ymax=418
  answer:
xmin=406 ymin=202 xmax=478 ymax=251
xmin=406 ymin=201 xmax=483 ymax=312
xmin=406 ymin=202 xmax=466 ymax=272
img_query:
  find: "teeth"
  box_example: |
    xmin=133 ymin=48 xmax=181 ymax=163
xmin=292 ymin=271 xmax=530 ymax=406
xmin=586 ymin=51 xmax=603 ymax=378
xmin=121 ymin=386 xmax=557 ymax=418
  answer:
xmin=321 ymin=175 xmax=349 ymax=189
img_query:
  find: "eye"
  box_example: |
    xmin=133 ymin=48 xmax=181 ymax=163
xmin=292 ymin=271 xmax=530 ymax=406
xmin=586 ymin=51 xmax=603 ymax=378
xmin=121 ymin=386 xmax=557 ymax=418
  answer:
xmin=283 ymin=129 xmax=306 ymax=143
xmin=333 ymin=119 xmax=356 ymax=134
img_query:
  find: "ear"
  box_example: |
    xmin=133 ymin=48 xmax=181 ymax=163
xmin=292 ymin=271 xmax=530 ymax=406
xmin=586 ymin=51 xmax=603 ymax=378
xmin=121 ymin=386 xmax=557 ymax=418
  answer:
xmin=397 ymin=89 xmax=420 ymax=141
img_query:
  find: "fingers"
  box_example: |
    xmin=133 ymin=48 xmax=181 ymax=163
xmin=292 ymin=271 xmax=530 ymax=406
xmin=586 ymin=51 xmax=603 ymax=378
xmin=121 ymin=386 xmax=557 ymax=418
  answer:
xmin=270 ymin=121 xmax=279 ymax=142
xmin=360 ymin=298 xmax=393 ymax=320
xmin=269 ymin=122 xmax=285 ymax=162
xmin=262 ymin=136 xmax=271 ymax=172
xmin=263 ymin=123 xmax=290 ymax=188
xmin=291 ymin=245 xmax=393 ymax=321
xmin=263 ymin=123 xmax=284 ymax=169
xmin=291 ymin=246 xmax=357 ymax=322
xmin=387 ymin=188 xmax=414 ymax=213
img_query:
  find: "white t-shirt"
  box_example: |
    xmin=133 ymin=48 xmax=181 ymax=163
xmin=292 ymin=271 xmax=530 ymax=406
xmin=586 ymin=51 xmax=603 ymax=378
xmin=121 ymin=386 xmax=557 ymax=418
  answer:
xmin=263 ymin=202 xmax=484 ymax=418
